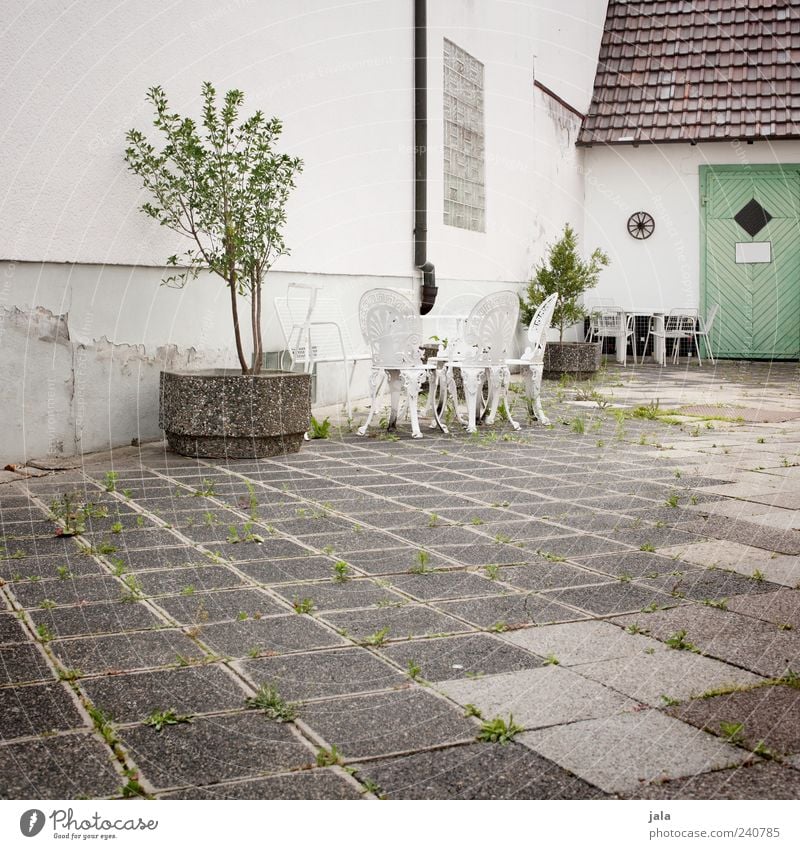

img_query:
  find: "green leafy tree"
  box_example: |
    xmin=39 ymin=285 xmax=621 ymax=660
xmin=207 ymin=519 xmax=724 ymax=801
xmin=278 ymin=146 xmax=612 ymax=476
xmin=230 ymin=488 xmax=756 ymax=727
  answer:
xmin=520 ymin=224 xmax=609 ymax=341
xmin=124 ymin=83 xmax=303 ymax=373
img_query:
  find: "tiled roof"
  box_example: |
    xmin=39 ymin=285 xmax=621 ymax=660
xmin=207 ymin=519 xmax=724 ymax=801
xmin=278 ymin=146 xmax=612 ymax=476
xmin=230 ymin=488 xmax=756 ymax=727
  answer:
xmin=578 ymin=0 xmax=800 ymax=146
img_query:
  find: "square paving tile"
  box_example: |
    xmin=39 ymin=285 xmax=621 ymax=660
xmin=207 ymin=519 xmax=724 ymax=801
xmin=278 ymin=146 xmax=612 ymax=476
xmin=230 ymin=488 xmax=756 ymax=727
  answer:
xmin=437 ymin=665 xmax=637 ymax=728
xmin=299 ymin=688 xmax=475 ymax=759
xmin=379 ymin=633 xmax=543 ymax=682
xmin=539 ymin=581 xmax=678 ymax=616
xmin=572 ymin=550 xmax=694 ymax=578
xmin=118 ymin=713 xmax=315 ymax=790
xmin=209 ymin=538 xmax=312 ymax=562
xmin=0 ymin=682 xmax=85 ymax=740
xmin=241 ymin=646 xmax=402 ymax=700
xmin=271 ymin=579 xmax=404 ymax=612
xmin=319 ymin=605 xmax=470 ymax=642
xmin=387 ymin=570 xmax=506 ymax=601
xmin=641 ymin=568 xmax=780 ymax=603
xmin=0 ymin=643 xmax=54 ymax=684
xmin=340 ymin=548 xmax=454 ymax=575
xmin=157 ymin=589 xmax=285 ymax=624
xmin=726 ymin=588 xmax=800 ymax=629
xmin=668 ymin=683 xmax=800 ymax=756
xmin=660 ymin=540 xmax=800 ymax=587
xmin=159 ymin=768 xmax=362 ymax=799
xmin=80 ymin=664 xmax=250 ymax=723
xmin=199 ymin=615 xmax=347 ymax=657
xmin=0 ymin=733 xmax=121 ymax=799
xmin=136 ymin=565 xmax=246 ymax=596
xmin=11 ymin=575 xmax=128 ymax=608
xmin=48 ymin=630 xmax=206 ymax=675
xmin=235 ymin=555 xmax=339 ymax=584
xmin=0 ymin=612 xmax=28 ymax=645
xmin=28 ymin=601 xmax=163 ymax=638
xmin=612 ymin=604 xmax=800 ymax=678
xmin=625 ymin=760 xmax=800 ymax=800
xmin=114 ymin=546 xmax=213 ymax=571
xmin=436 ymin=593 xmax=588 ymax=629
xmin=518 ymin=710 xmax=753 ymax=794
xmin=433 ymin=543 xmax=535 ymax=567
xmin=354 ymin=742 xmax=606 ymax=799
xmin=496 ymin=562 xmax=605 ymax=592
xmin=576 ymin=648 xmax=764 ymax=706
xmin=0 ymin=553 xmax=106 ymax=581
xmin=503 ymin=620 xmax=666 ymax=666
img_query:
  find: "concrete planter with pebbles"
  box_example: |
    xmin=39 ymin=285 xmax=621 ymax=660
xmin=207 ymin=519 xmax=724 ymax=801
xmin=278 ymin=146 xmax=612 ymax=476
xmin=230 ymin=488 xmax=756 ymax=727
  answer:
xmin=543 ymin=341 xmax=602 ymax=380
xmin=160 ymin=370 xmax=311 ymax=459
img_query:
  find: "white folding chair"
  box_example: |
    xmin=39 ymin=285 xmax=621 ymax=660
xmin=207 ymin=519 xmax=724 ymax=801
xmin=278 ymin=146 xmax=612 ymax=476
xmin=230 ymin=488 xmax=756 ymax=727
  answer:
xmin=356 ymin=289 xmax=437 ymax=439
xmin=274 ymin=283 xmax=372 ymax=418
xmin=505 ymin=292 xmax=558 ymax=425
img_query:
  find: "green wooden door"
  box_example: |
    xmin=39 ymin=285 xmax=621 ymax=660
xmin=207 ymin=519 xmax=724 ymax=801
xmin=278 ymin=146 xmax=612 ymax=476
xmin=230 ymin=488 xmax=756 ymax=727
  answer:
xmin=701 ymin=165 xmax=800 ymax=360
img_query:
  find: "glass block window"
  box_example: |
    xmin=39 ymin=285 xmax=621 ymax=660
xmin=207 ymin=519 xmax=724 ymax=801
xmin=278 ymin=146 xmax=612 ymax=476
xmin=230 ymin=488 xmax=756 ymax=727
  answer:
xmin=443 ymin=39 xmax=485 ymax=232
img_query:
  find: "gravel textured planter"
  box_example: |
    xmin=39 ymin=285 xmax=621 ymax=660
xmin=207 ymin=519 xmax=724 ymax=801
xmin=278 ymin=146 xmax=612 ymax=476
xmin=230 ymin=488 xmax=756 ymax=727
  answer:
xmin=160 ymin=370 xmax=311 ymax=459
xmin=543 ymin=341 xmax=602 ymax=380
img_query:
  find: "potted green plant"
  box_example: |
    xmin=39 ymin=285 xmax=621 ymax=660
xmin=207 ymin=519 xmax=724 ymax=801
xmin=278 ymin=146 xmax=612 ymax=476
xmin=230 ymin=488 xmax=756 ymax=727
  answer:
xmin=125 ymin=83 xmax=308 ymax=458
xmin=520 ymin=224 xmax=609 ymax=379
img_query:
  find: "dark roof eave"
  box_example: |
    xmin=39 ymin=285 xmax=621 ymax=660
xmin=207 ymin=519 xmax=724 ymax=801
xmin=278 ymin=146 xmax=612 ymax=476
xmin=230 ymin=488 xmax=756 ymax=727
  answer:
xmin=576 ymin=132 xmax=800 ymax=149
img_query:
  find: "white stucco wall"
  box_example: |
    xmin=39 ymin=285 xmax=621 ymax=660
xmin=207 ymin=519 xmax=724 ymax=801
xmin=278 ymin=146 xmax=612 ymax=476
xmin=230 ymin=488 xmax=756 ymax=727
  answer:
xmin=583 ymin=140 xmax=800 ymax=312
xmin=0 ymin=0 xmax=607 ymax=463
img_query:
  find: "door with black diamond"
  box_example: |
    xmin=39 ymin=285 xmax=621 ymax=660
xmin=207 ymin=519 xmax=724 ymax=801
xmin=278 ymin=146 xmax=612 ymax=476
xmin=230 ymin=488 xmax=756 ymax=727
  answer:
xmin=701 ymin=165 xmax=800 ymax=359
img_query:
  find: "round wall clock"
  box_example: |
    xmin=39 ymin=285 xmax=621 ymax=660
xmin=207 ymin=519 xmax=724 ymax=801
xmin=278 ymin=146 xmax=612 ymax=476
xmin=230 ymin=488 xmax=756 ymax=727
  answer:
xmin=627 ymin=211 xmax=655 ymax=239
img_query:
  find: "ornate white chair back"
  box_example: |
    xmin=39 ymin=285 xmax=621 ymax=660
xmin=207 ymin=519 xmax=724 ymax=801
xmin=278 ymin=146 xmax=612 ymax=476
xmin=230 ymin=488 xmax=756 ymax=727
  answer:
xmin=358 ymin=288 xmax=423 ymax=368
xmin=523 ymin=292 xmax=559 ymax=363
xmin=461 ymin=291 xmax=520 ymax=366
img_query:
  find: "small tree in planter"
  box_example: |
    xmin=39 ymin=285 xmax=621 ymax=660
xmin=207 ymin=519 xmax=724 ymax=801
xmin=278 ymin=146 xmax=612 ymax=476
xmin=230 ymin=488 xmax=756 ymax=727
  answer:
xmin=520 ymin=224 xmax=609 ymax=378
xmin=125 ymin=83 xmax=309 ymax=457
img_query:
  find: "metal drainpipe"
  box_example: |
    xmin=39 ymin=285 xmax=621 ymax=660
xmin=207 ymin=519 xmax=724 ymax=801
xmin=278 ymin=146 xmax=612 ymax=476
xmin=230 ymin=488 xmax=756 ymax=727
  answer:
xmin=415 ymin=0 xmax=437 ymax=315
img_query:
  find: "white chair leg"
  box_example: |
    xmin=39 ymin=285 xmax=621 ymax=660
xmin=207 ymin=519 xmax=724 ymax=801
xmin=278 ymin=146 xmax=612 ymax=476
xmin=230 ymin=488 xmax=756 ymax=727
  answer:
xmin=483 ymin=367 xmax=502 ymax=424
xmin=500 ymin=366 xmax=520 ymax=430
xmin=462 ymin=367 xmax=482 ymax=434
xmin=357 ymin=368 xmax=382 ymax=435
xmin=401 ymin=370 xmax=425 ymax=438
xmin=386 ymin=369 xmax=402 ymax=429
xmin=447 ymin=367 xmax=468 ymax=425
xmin=693 ymin=333 xmax=702 ymax=366
xmin=524 ymin=363 xmax=549 ymax=425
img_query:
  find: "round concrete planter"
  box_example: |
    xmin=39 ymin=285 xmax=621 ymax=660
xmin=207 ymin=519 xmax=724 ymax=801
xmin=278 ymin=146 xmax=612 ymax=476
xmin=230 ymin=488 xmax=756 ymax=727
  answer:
xmin=159 ymin=370 xmax=311 ymax=459
xmin=543 ymin=341 xmax=602 ymax=380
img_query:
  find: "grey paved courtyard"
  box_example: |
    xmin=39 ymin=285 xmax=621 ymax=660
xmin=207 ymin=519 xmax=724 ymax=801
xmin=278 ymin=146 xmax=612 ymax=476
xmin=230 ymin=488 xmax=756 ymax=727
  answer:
xmin=2 ymin=361 xmax=800 ymax=800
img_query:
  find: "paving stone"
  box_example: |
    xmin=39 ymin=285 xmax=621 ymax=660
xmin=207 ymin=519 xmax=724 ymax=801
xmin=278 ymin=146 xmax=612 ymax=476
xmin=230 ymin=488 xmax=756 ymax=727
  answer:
xmin=682 ymin=514 xmax=800 ymax=555
xmin=0 ymin=535 xmax=83 ymax=561
xmin=301 ymin=530 xmax=404 ymax=554
xmin=389 ymin=526 xmax=487 ymax=546
xmin=504 ymin=620 xmax=666 ymax=666
xmin=0 ymin=553 xmax=106 ymax=581
xmin=0 ymin=733 xmax=121 ymax=799
xmin=354 ymin=742 xmax=606 ymax=799
xmin=387 ymin=570 xmax=506 ymax=601
xmin=659 ymin=540 xmax=800 ymax=587
xmin=29 ymin=601 xmax=163 ymax=637
xmin=576 ymin=647 xmax=764 ymax=707
xmin=159 ymin=768 xmax=363 ymax=799
xmin=136 ymin=565 xmax=246 ymax=596
xmin=571 ymin=549 xmax=687 ymax=578
xmin=48 ymin=630 xmax=205 ymax=675
xmin=612 ymin=605 xmax=800 ymax=678
xmin=199 ymin=615 xmax=347 ymax=657
xmin=320 ymin=605 xmax=469 ymax=641
xmin=80 ymin=665 xmax=250 ymax=723
xmin=157 ymin=589 xmax=285 ymax=624
xmin=497 ymin=562 xmax=610 ymax=592
xmin=118 ymin=712 xmax=315 ymax=790
xmin=340 ymin=548 xmax=454 ymax=575
xmin=115 ymin=546 xmax=214 ymax=571
xmin=0 ymin=612 xmax=28 ymax=645
xmin=527 ymin=534 xmax=634 ymax=558
xmin=10 ymin=575 xmax=127 ymax=608
xmin=235 ymin=555 xmax=339 ymax=584
xmin=539 ymin=581 xmax=675 ymax=616
xmin=241 ymin=646 xmax=402 ymax=700
xmin=344 ymin=507 xmax=427 ymax=528
xmin=271 ymin=579 xmax=403 ymax=612
xmin=518 ymin=710 xmax=753 ymax=794
xmin=626 ymin=760 xmax=800 ymax=800
xmin=0 ymin=643 xmax=54 ymax=684
xmin=267 ymin=516 xmax=362 ymax=537
xmin=380 ymin=633 xmax=543 ymax=682
xmin=726 ymin=588 xmax=800 ymax=629
xmin=0 ymin=682 xmax=85 ymax=740
xmin=433 ymin=543 xmax=538 ymax=566
xmin=300 ymin=688 xmax=475 ymax=759
xmin=209 ymin=538 xmax=312 ymax=562
xmin=436 ymin=592 xmax=587 ymax=629
xmin=84 ymin=528 xmax=184 ymax=550
xmin=641 ymin=568 xmax=780 ymax=603
xmin=437 ymin=665 xmax=637 ymax=727
xmin=668 ymin=684 xmax=800 ymax=755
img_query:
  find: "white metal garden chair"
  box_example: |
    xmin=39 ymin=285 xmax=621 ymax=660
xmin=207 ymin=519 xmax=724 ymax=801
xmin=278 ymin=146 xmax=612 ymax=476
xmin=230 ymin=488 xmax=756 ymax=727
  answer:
xmin=586 ymin=307 xmax=636 ymax=366
xmin=443 ymin=291 xmax=520 ymax=433
xmin=505 ymin=292 xmax=559 ymax=425
xmin=694 ymin=303 xmax=719 ymax=365
xmin=356 ymin=289 xmax=438 ymax=439
xmin=641 ymin=309 xmax=698 ymax=366
xmin=274 ymin=283 xmax=372 ymax=418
